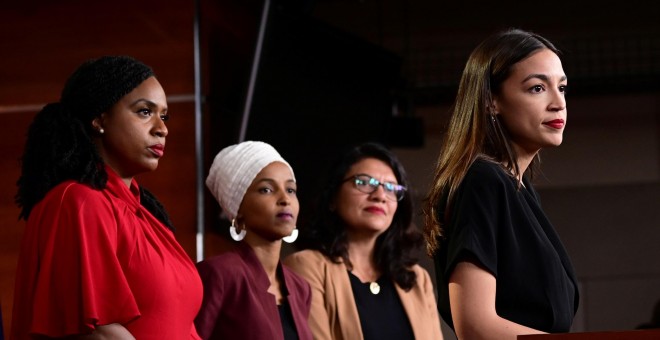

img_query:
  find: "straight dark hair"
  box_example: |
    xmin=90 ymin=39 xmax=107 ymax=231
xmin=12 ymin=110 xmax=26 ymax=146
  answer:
xmin=423 ymin=28 xmax=561 ymax=255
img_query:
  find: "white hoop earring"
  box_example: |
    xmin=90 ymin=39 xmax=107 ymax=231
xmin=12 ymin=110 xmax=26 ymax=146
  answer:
xmin=282 ymin=228 xmax=298 ymax=243
xmin=229 ymin=219 xmax=246 ymax=241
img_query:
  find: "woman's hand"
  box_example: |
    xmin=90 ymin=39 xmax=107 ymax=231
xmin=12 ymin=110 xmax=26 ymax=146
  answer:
xmin=53 ymin=324 xmax=136 ymax=340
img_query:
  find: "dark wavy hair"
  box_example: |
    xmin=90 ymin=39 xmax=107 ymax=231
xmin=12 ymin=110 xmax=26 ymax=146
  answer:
xmin=15 ymin=55 xmax=173 ymax=230
xmin=304 ymin=142 xmax=423 ymax=291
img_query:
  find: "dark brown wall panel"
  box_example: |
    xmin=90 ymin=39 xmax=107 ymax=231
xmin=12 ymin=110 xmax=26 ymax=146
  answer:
xmin=0 ymin=111 xmax=35 ymax=335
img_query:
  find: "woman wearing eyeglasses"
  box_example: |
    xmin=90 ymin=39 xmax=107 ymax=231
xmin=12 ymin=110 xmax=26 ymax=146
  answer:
xmin=284 ymin=142 xmax=443 ymax=340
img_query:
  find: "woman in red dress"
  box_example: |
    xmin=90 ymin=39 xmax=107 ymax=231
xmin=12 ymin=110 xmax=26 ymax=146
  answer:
xmin=12 ymin=56 xmax=203 ymax=339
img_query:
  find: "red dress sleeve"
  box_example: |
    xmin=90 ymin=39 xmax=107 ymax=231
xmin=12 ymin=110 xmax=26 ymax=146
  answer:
xmin=24 ymin=182 xmax=141 ymax=336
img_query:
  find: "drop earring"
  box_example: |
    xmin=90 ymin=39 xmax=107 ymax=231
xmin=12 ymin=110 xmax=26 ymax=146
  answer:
xmin=99 ymin=128 xmax=105 ymax=134
xmin=282 ymin=227 xmax=298 ymax=243
xmin=229 ymin=219 xmax=246 ymax=241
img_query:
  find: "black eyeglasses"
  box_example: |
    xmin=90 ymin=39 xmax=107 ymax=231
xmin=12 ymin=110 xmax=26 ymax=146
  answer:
xmin=343 ymin=174 xmax=406 ymax=201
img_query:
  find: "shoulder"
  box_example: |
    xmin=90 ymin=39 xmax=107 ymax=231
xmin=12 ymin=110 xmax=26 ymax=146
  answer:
xmin=284 ymin=249 xmax=330 ymax=268
xmin=198 ymin=251 xmax=244 ymax=268
xmin=283 ymin=249 xmax=337 ymax=278
xmin=459 ymin=158 xmax=513 ymax=196
xmin=409 ymin=263 xmax=430 ymax=276
xmin=282 ymin=265 xmax=311 ymax=290
xmin=31 ymin=181 xmax=114 ymax=224
xmin=410 ymin=264 xmax=433 ymax=284
xmin=45 ymin=181 xmax=109 ymax=207
xmin=465 ymin=158 xmax=508 ymax=182
xmin=196 ymin=251 xmax=246 ymax=279
xmin=404 ymin=265 xmax=436 ymax=299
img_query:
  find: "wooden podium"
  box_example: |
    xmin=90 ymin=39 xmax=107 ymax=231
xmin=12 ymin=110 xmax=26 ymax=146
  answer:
xmin=519 ymin=329 xmax=660 ymax=339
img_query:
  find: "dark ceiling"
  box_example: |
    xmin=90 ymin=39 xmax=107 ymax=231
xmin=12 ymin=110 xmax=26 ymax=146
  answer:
xmin=309 ymin=0 xmax=660 ymax=101
xmin=1 ymin=0 xmax=659 ymax=109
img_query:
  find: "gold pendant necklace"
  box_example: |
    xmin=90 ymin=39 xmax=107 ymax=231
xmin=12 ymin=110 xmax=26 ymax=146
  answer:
xmin=369 ymin=281 xmax=381 ymax=295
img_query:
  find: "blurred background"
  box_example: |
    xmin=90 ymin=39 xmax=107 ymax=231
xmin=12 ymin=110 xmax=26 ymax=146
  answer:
xmin=1 ymin=0 xmax=658 ymax=338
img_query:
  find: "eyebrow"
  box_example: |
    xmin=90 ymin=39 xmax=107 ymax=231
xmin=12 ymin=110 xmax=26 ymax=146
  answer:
xmin=522 ymin=74 xmax=568 ymax=83
xmin=131 ymin=98 xmax=168 ymax=111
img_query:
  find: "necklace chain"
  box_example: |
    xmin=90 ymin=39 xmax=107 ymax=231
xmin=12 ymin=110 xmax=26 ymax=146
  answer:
xmin=351 ymin=268 xmax=381 ymax=295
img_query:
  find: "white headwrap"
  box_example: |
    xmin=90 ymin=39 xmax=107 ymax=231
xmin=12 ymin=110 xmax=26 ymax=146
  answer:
xmin=206 ymin=141 xmax=295 ymax=220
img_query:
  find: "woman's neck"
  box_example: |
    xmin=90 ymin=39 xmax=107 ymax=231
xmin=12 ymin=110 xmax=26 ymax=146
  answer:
xmin=245 ymin=237 xmax=281 ymax=281
xmin=347 ymin=233 xmax=380 ymax=282
xmin=246 ymin=237 xmax=286 ymax=304
xmin=508 ymin=144 xmax=538 ymax=183
xmin=103 ymin=163 xmax=134 ymax=188
xmin=516 ymin=153 xmax=535 ymax=178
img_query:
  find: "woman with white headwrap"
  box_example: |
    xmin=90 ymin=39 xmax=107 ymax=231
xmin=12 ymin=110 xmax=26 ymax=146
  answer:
xmin=194 ymin=141 xmax=313 ymax=340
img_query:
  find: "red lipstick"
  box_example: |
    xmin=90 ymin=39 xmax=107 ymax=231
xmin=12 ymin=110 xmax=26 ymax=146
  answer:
xmin=543 ymin=119 xmax=565 ymax=129
xmin=365 ymin=206 xmax=385 ymax=215
xmin=148 ymin=144 xmax=165 ymax=157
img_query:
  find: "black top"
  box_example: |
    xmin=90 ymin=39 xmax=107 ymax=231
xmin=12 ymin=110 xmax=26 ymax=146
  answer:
xmin=433 ymin=159 xmax=579 ymax=333
xmin=278 ymin=299 xmax=299 ymax=340
xmin=348 ymin=271 xmax=415 ymax=340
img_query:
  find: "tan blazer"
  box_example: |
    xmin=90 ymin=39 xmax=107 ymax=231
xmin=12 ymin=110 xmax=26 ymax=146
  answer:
xmin=284 ymin=250 xmax=443 ymax=340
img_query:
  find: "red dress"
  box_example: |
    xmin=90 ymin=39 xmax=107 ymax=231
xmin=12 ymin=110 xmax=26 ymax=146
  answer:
xmin=11 ymin=167 xmax=203 ymax=339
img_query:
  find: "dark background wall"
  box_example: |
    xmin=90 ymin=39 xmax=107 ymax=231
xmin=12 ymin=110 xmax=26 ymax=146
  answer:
xmin=1 ymin=0 xmax=658 ymax=337
xmin=207 ymin=3 xmax=403 ymax=232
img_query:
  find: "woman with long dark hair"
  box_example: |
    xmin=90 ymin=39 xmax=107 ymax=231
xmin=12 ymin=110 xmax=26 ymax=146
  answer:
xmin=423 ymin=28 xmax=580 ymax=339
xmin=285 ymin=142 xmax=442 ymax=340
